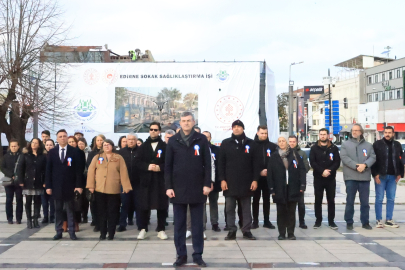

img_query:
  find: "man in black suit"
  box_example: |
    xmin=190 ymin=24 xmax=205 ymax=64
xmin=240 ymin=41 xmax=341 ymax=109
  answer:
xmin=45 ymin=129 xmax=84 ymax=240
xmin=165 ymin=111 xmax=211 ymax=267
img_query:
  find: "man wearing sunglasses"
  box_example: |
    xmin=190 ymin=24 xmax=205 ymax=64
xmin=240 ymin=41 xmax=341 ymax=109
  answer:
xmin=135 ymin=122 xmax=169 ymax=240
xmin=117 ymin=133 xmax=140 ymax=232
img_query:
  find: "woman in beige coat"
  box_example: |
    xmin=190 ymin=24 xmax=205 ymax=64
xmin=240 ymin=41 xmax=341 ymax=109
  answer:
xmin=87 ymin=139 xmax=132 ymax=240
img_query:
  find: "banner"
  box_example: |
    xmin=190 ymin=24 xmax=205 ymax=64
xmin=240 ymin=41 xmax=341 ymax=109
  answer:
xmin=38 ymin=62 xmax=262 ymax=145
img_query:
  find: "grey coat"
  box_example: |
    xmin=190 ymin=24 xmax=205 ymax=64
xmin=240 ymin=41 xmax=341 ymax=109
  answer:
xmin=340 ymin=137 xmax=376 ymax=181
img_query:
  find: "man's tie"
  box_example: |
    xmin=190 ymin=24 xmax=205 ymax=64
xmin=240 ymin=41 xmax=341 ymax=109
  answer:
xmin=61 ymin=148 xmax=65 ymax=163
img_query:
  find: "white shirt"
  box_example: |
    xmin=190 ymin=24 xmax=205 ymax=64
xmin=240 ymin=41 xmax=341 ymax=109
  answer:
xmin=151 ymin=142 xmax=158 ymax=151
xmin=59 ymin=145 xmax=67 ymax=161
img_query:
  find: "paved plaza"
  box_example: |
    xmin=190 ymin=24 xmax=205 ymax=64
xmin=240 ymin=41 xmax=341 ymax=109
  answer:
xmin=0 ymin=172 xmax=405 ymax=269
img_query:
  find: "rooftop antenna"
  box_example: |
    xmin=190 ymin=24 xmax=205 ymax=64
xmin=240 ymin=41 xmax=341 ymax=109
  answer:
xmin=381 ymin=46 xmax=392 ymax=58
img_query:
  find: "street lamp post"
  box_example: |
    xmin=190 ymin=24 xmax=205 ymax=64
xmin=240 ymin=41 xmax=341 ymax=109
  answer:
xmin=288 ymin=61 xmax=304 ymax=135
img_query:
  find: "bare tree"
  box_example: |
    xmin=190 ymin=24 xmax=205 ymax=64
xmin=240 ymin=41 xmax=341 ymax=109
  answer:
xmin=0 ymin=0 xmax=71 ymax=149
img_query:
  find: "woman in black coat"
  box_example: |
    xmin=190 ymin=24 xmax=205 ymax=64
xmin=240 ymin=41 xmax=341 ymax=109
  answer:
xmin=267 ymin=136 xmax=306 ymax=240
xmin=17 ymin=138 xmax=47 ymax=229
xmin=135 ymin=127 xmax=168 ymax=240
xmin=1 ymin=139 xmax=22 ymax=224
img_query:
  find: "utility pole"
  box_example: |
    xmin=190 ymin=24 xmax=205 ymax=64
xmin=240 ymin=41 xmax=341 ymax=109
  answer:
xmin=328 ymin=68 xmax=332 ymax=136
xmin=288 ymin=61 xmax=304 ymax=135
xmin=33 ymin=76 xmax=39 ymax=138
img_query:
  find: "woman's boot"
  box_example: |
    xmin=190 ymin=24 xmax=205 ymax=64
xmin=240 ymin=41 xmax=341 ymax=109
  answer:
xmin=33 ymin=199 xmax=41 ymax=228
xmin=26 ymin=205 xmax=32 ymax=229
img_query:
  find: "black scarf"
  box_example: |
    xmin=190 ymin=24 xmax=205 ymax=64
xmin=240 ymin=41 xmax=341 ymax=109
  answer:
xmin=146 ymin=136 xmax=161 ymax=143
xmin=232 ymin=132 xmax=246 ymax=145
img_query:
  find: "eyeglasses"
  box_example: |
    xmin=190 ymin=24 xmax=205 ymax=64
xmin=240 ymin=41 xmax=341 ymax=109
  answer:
xmin=150 ymin=129 xmax=159 ymax=132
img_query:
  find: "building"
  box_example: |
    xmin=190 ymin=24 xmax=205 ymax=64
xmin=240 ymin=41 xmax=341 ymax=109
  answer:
xmin=359 ymin=56 xmax=405 ymax=141
xmin=40 ymin=44 xmax=155 ymax=63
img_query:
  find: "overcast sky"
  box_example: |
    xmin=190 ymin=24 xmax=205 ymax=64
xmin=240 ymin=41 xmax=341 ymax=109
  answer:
xmin=60 ymin=0 xmax=405 ymax=94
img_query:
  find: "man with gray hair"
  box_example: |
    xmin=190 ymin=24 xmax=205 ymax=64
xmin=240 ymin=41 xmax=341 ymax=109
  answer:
xmin=117 ymin=133 xmax=140 ymax=231
xmin=164 ymin=129 xmax=175 ymax=144
xmin=341 ymin=124 xmax=376 ymax=230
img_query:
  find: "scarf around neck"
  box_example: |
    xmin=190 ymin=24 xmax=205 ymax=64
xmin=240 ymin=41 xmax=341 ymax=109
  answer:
xmin=232 ymin=132 xmax=246 ymax=145
xmin=278 ymin=146 xmax=291 ymax=170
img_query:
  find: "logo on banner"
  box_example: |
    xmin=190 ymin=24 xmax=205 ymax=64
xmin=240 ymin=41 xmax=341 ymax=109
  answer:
xmin=73 ymin=97 xmax=98 ymax=122
xmin=216 ymin=70 xmax=229 ymax=82
xmin=215 ymin=95 xmax=244 ymax=124
xmin=104 ymin=69 xmax=118 ymax=84
xmin=83 ymin=68 xmax=100 ymax=85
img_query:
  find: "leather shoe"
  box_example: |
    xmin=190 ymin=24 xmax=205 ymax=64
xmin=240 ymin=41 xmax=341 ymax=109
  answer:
xmin=49 ymin=217 xmax=55 ymax=223
xmin=193 ymin=257 xmax=207 ymax=267
xmin=251 ymin=222 xmax=259 ymax=229
xmin=82 ymin=217 xmax=88 ymax=224
xmin=288 ymin=234 xmax=296 ymax=240
xmin=173 ymin=255 xmax=187 ymax=267
xmin=107 ymin=235 xmax=114 ymax=240
xmin=16 ymin=220 xmax=21 ymax=224
xmin=299 ymin=223 xmax=308 ymax=229
xmin=243 ymin=232 xmax=256 ymax=240
xmin=128 ymin=220 xmax=134 ymax=225
xmin=7 ymin=220 xmax=13 ymax=224
xmin=69 ymin=233 xmax=78 ymax=240
xmin=225 ymin=231 xmax=236 ymax=240
xmin=278 ymin=235 xmax=286 ymax=240
xmin=41 ymin=217 xmax=49 ymax=224
xmin=53 ymin=233 xmax=63 ymax=240
xmin=99 ymin=235 xmax=106 ymax=240
xmin=224 ymin=225 xmax=230 ymax=231
xmin=116 ymin=226 xmax=126 ymax=232
xmin=93 ymin=226 xmax=100 ymax=232
xmin=212 ymin=224 xmax=221 ymax=232
xmin=263 ymin=221 xmax=276 ymax=229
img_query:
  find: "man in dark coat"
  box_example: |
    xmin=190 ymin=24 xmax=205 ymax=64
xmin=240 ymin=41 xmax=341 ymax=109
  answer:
xmin=252 ymin=125 xmax=277 ymax=230
xmin=135 ymin=122 xmax=169 ymax=240
xmin=203 ymin=130 xmax=222 ymax=232
xmin=309 ymin=128 xmax=341 ymax=230
xmin=219 ymin=120 xmax=259 ymax=241
xmin=118 ymin=133 xmax=140 ymax=231
xmin=371 ymin=126 xmax=404 ymax=228
xmin=165 ymin=111 xmax=211 ymax=267
xmin=45 ymin=129 xmax=83 ymax=240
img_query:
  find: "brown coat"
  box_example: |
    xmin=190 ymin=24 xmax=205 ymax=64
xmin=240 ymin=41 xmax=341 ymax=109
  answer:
xmin=86 ymin=152 xmax=132 ymax=194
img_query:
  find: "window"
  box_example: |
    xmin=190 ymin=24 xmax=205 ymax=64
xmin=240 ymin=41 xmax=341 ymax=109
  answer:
xmin=389 ymin=71 xmax=393 ymax=80
xmin=375 ymin=93 xmax=378 ymax=101
xmin=390 ymin=90 xmax=393 ymax=100
xmin=382 ymin=73 xmax=385 ymax=81
xmin=313 ymin=120 xmax=317 ymax=125
xmin=312 ymin=106 xmax=317 ymax=112
xmin=368 ymin=76 xmax=372 ymax=84
xmin=382 ymin=92 xmax=385 ymax=100
xmin=320 ymin=108 xmax=323 ymax=114
xmin=397 ymin=89 xmax=401 ymax=99
xmin=368 ymin=94 xmax=372 ymax=102
xmin=398 ymin=69 xmax=402 ymax=78
xmin=375 ymin=74 xmax=378 ymax=82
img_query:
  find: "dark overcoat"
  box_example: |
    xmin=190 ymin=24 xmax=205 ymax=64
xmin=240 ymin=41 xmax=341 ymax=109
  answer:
xmin=165 ymin=132 xmax=211 ymax=204
xmin=45 ymin=145 xmax=83 ymax=201
xmin=135 ymin=137 xmax=168 ymax=210
xmin=267 ymin=149 xmax=306 ymax=204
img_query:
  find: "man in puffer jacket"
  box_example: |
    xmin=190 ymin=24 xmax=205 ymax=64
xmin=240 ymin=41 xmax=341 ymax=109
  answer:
xmin=341 ymin=124 xmax=376 ymax=230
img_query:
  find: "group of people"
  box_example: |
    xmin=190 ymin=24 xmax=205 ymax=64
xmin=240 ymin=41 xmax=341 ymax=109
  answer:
xmin=1 ymin=111 xmax=403 ymax=267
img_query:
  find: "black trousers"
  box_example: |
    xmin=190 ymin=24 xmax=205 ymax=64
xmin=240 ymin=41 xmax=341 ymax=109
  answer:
xmin=81 ymin=190 xmax=89 ymax=221
xmin=224 ymin=198 xmax=243 ymax=226
xmin=252 ymin=178 xmax=270 ymax=223
xmin=314 ymin=177 xmax=336 ymax=223
xmin=95 ymin=192 xmax=121 ymax=238
xmin=225 ymin=196 xmax=252 ymax=233
xmin=298 ymin=192 xmax=305 ymax=224
xmin=41 ymin=192 xmax=55 ymax=220
xmin=276 ymin=201 xmax=297 ymax=236
xmin=25 ymin=195 xmax=41 ymax=219
xmin=5 ymin=185 xmax=23 ymax=222
xmin=173 ymin=203 xmax=204 ymax=260
xmin=138 ymin=209 xmax=166 ymax=232
xmin=55 ymin=199 xmax=74 ymax=234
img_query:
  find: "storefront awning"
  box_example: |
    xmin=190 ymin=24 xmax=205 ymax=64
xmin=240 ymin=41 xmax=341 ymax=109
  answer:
xmin=377 ymin=123 xmax=405 ymax=132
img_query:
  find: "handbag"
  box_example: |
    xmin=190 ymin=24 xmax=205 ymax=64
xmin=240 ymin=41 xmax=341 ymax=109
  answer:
xmin=73 ymin=190 xmax=82 ymax=212
xmin=1 ymin=176 xmax=13 ymax=187
xmin=1 ymin=154 xmax=21 ymax=187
